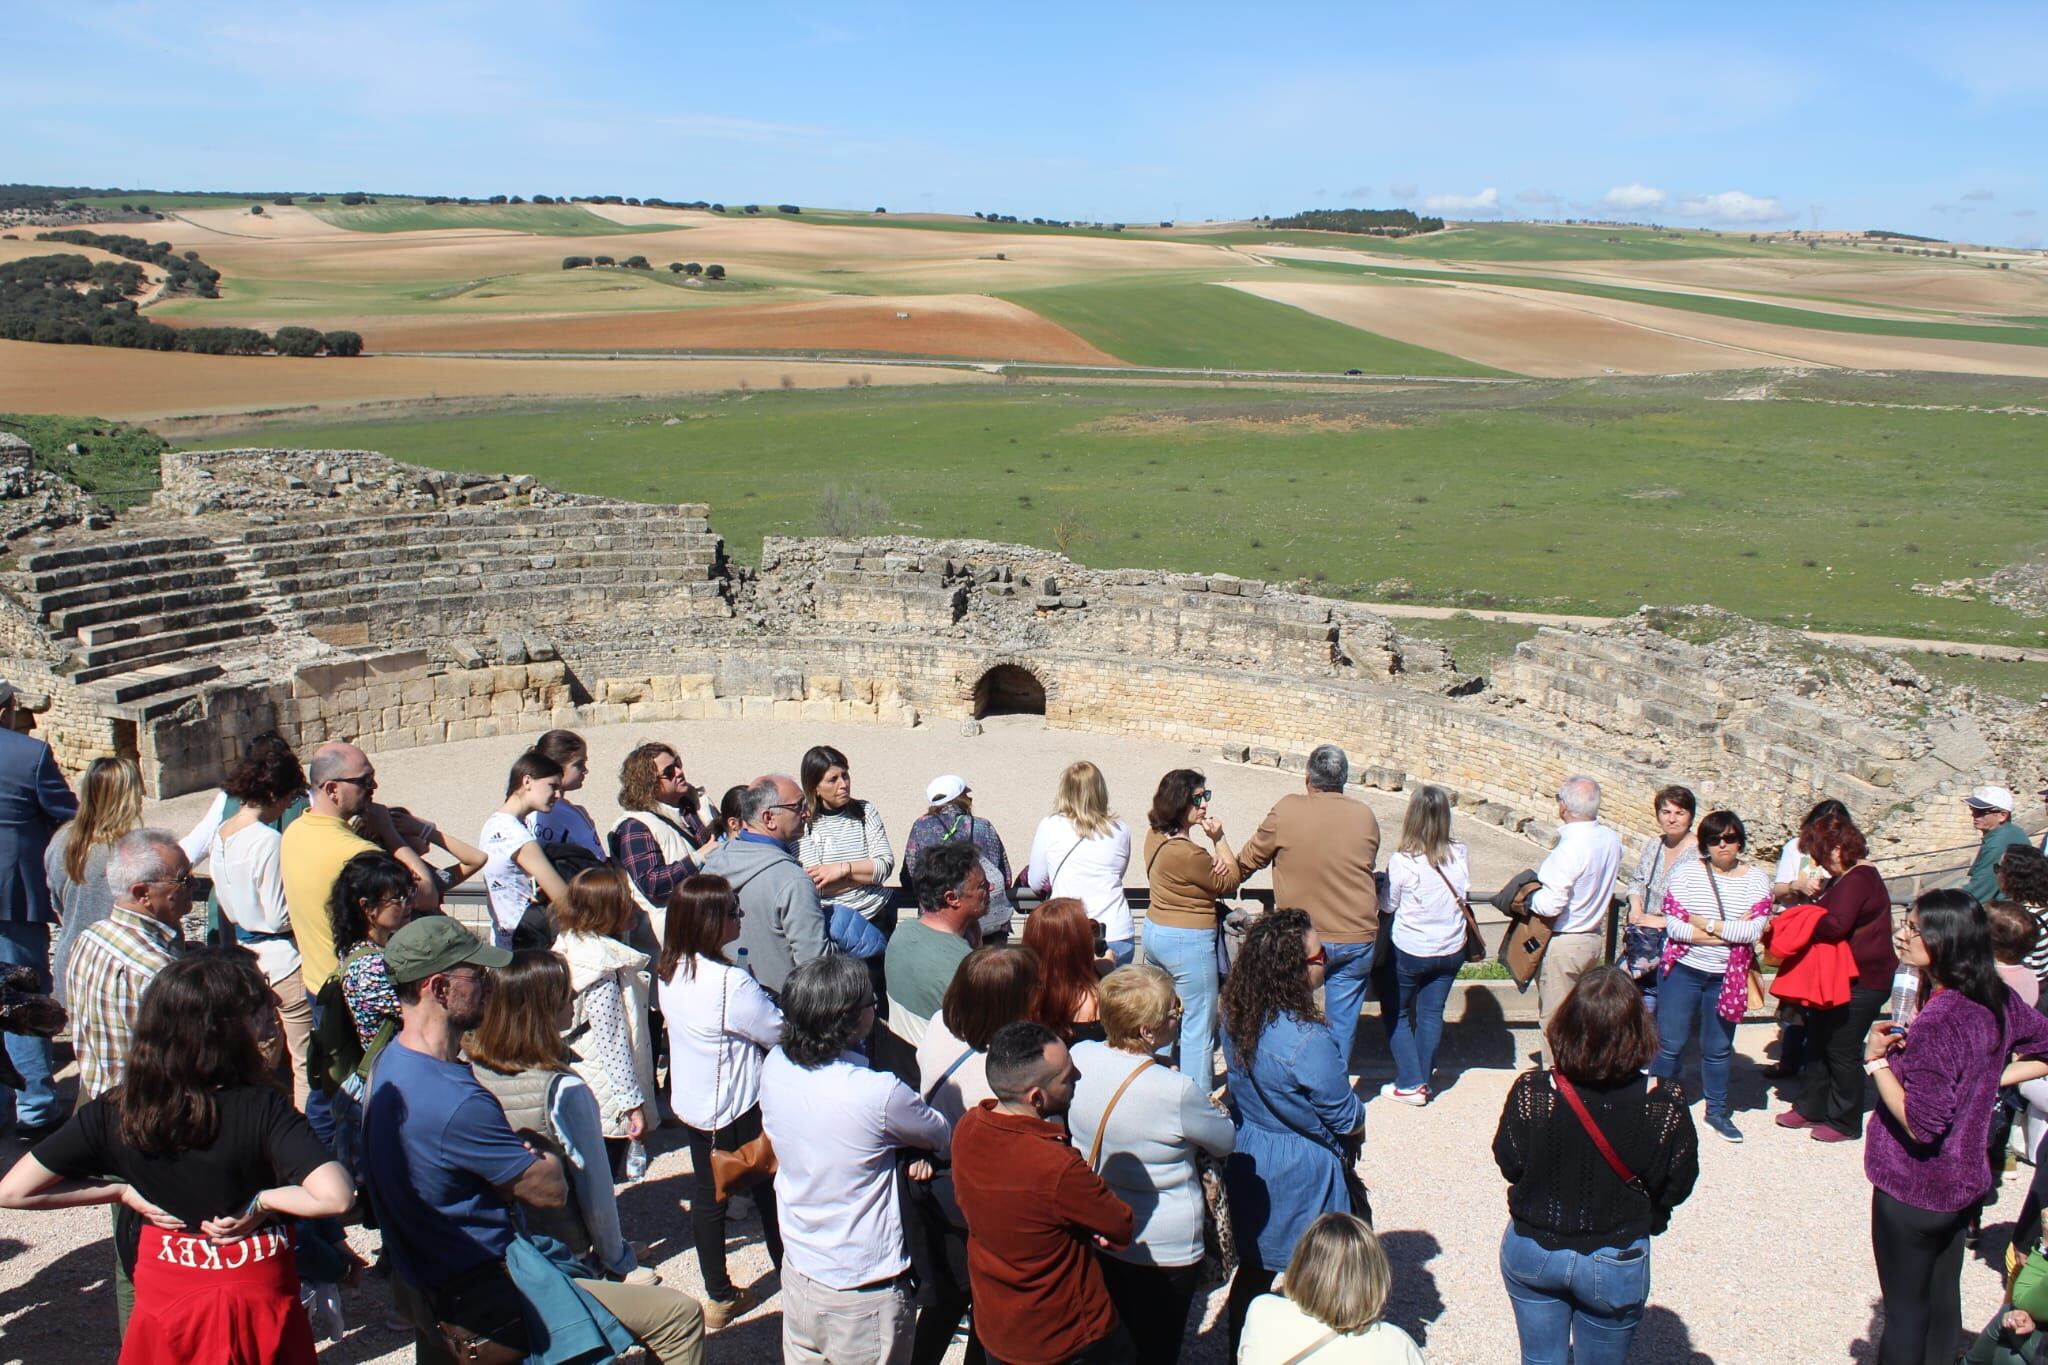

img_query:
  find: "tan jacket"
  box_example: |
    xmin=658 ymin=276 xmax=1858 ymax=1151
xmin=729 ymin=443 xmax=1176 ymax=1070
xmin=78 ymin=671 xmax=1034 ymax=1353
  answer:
xmin=1237 ymin=791 xmax=1382 ymax=943
xmin=1143 ymin=831 xmax=1242 ymax=931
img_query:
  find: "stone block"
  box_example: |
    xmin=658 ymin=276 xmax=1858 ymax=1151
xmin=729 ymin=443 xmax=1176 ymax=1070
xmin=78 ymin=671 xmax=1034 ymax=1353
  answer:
xmin=961 ymin=719 xmax=982 ymax=737
xmin=741 ymin=697 xmax=774 ymax=721
xmin=449 ymin=640 xmax=485 ymax=671
xmin=1219 ymin=743 xmax=1251 ymax=762
xmin=772 ymin=670 xmax=805 ymax=702
xmin=1523 ymin=819 xmax=1560 ymax=847
xmin=401 ymin=678 xmax=434 ymax=705
xmin=802 ymin=699 xmax=837 ymax=723
xmin=772 ymin=699 xmax=802 ymax=721
xmin=434 ymin=672 xmax=468 ymax=699
xmin=498 ymin=632 xmax=529 ymax=666
xmin=292 ymin=659 xmax=366 ymax=698
xmin=495 ymin=665 xmax=529 ymax=692
xmin=366 ymin=650 xmax=430 ymax=682
xmin=1473 ymin=801 xmax=1511 ymax=826
xmin=1249 ymin=747 xmax=1282 ymax=767
xmin=1059 ymin=595 xmax=1088 ymax=609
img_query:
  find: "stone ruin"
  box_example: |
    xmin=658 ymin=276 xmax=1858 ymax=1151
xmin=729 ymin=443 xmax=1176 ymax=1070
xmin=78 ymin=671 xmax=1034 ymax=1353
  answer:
xmin=1 ymin=446 xmax=2037 ymax=870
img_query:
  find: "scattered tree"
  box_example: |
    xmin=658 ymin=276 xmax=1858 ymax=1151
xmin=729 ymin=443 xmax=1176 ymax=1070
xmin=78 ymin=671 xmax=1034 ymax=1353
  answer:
xmin=272 ymin=326 xmax=324 ymax=357
xmin=562 ymin=255 xmax=592 ymax=270
xmin=875 ymin=206 xmax=887 ymax=215
xmin=704 ymin=264 xmax=725 ymax=280
xmin=777 ymin=204 xmax=802 ymax=214
xmin=250 ymin=205 xmax=264 ymax=215
xmin=815 ymin=484 xmax=892 ymax=537
xmin=668 ymin=261 xmax=684 ymax=273
xmin=623 ymin=255 xmax=650 ymax=269
xmin=682 ymin=262 xmax=702 ymax=276
xmin=321 ymin=330 xmax=364 ymax=357
xmin=594 ymin=255 xmax=615 ymax=266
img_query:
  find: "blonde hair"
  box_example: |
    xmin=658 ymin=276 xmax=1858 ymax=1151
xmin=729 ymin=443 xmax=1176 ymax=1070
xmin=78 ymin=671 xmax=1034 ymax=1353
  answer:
xmin=1396 ymin=785 xmax=1453 ymax=868
xmin=1282 ymin=1212 xmax=1391 ymax=1335
xmin=66 ymin=756 xmax=144 ymax=885
xmin=1098 ymin=964 xmax=1179 ymax=1051
xmin=1054 ymin=761 xmax=1115 ymax=841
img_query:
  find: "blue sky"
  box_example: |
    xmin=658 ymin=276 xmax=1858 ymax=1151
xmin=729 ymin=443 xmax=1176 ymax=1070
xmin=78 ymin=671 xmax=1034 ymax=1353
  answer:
xmin=10 ymin=1 xmax=2045 ymax=245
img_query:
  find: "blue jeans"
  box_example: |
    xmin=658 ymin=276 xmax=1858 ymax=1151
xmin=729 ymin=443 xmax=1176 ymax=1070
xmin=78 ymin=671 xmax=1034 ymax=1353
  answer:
xmin=1323 ymin=940 xmax=1376 ymax=1071
xmin=1499 ymin=1224 xmax=1651 ymax=1365
xmin=304 ymin=989 xmax=336 ymax=1148
xmin=1105 ymin=939 xmax=1135 ymax=967
xmin=0 ymin=920 xmax=60 ymax=1128
xmin=1649 ymin=961 xmax=1737 ymax=1114
xmin=1386 ymin=944 xmax=1464 ymax=1092
xmin=1144 ymin=923 xmax=1217 ymax=1093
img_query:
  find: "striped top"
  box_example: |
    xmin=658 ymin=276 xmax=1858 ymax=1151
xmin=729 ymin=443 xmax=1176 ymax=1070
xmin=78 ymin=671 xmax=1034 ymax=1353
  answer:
xmin=1662 ymin=860 xmax=1772 ymax=975
xmin=63 ymin=906 xmax=183 ymax=1100
xmin=797 ymin=802 xmax=895 ymax=921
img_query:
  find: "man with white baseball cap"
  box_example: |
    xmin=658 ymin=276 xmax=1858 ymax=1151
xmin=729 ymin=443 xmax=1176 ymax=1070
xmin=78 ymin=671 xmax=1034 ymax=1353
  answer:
xmin=904 ymin=775 xmax=1016 ymax=943
xmin=1965 ymin=785 xmax=2031 ymax=904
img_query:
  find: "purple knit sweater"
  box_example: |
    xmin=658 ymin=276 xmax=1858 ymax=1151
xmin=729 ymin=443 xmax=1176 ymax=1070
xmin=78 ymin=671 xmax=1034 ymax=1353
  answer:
xmin=1866 ymin=987 xmax=2048 ymax=1212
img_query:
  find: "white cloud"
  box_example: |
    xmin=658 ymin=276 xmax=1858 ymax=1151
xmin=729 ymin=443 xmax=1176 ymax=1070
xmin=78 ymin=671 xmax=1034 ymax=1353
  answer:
xmin=1388 ymin=183 xmax=1419 ymax=200
xmin=1603 ymin=183 xmax=1668 ymax=212
xmin=1422 ymin=186 xmax=1500 ymax=215
xmin=1678 ymin=190 xmax=1790 ymax=224
xmin=1962 ymin=188 xmax=1995 ymax=202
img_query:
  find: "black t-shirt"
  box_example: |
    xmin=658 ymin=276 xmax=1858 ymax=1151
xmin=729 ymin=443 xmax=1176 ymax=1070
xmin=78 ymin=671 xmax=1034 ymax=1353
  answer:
xmin=35 ymin=1084 xmax=332 ymax=1268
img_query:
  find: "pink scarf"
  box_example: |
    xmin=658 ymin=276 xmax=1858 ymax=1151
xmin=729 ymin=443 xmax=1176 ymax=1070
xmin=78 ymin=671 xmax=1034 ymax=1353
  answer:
xmin=1659 ymin=878 xmax=1773 ymax=1021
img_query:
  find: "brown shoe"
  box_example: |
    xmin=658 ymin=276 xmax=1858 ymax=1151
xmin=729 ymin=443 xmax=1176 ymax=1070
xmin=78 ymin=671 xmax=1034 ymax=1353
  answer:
xmin=703 ymin=1285 xmax=754 ymax=1332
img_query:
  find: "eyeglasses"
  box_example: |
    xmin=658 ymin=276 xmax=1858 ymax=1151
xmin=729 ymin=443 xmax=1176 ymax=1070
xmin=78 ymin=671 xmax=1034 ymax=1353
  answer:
xmin=1708 ymin=834 xmax=1742 ymax=846
xmin=1193 ymin=791 xmax=1213 ymax=806
xmin=1896 ymin=921 xmax=1922 ymax=943
xmin=331 ymin=773 xmax=376 ymax=789
xmin=724 ymin=906 xmax=744 ymax=921
xmin=1305 ymin=946 xmax=1329 ymax=967
xmin=767 ymin=799 xmax=810 ymax=816
xmin=150 ymin=872 xmax=193 ymax=890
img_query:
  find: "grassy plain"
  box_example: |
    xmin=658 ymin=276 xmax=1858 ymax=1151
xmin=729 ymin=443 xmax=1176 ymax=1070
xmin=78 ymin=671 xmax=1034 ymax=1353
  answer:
xmin=1183 ymin=223 xmax=1792 ymax=261
xmin=176 ymin=374 xmax=2048 ymax=645
xmin=999 ymin=280 xmax=1506 ymax=375
xmin=302 ymin=203 xmax=664 ymax=235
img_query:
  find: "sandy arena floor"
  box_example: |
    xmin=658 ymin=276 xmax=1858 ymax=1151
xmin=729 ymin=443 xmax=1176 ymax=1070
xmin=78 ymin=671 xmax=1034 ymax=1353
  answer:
xmin=0 ymin=716 xmax=2011 ymax=1362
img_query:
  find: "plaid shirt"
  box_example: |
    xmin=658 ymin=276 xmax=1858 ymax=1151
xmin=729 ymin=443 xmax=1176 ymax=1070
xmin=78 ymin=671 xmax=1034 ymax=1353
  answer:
xmin=63 ymin=905 xmax=183 ymax=1100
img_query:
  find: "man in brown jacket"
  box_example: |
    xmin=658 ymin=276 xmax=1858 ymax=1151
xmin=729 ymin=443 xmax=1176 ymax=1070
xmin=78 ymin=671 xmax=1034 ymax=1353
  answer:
xmin=1238 ymin=744 xmax=1382 ymax=1067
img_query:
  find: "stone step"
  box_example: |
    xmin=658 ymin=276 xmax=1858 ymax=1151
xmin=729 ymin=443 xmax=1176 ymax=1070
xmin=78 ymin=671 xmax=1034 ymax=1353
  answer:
xmin=76 ymin=599 xmax=270 ymax=648
xmin=80 ymin=659 xmax=224 ymax=705
xmin=233 ymin=503 xmax=699 ymax=547
xmin=242 ymin=528 xmax=720 ymax=568
xmin=21 ymin=535 xmax=214 ymax=573
xmin=48 ymin=582 xmax=253 ymax=636
xmin=28 ymin=548 xmax=230 ymax=595
xmin=37 ymin=566 xmax=243 ymax=619
xmin=77 ymin=617 xmax=274 ymax=672
xmin=257 ymin=546 xmax=718 ymax=585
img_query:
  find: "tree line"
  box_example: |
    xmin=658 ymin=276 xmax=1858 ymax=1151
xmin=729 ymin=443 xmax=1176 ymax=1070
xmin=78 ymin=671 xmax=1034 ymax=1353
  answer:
xmin=1265 ymin=209 xmax=1445 ymax=236
xmin=36 ymin=231 xmax=222 ymax=298
xmin=0 ymin=252 xmax=360 ymax=356
xmin=563 ymin=257 xmax=726 ymax=279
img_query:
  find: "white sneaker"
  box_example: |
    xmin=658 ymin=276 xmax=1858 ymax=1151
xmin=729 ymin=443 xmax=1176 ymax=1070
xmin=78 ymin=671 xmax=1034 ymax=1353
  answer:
xmin=1378 ymin=1083 xmax=1429 ymax=1107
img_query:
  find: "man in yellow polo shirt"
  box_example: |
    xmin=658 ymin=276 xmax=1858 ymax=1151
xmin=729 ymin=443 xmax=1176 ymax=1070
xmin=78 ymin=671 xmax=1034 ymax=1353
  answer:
xmin=282 ymin=741 xmax=430 ymax=992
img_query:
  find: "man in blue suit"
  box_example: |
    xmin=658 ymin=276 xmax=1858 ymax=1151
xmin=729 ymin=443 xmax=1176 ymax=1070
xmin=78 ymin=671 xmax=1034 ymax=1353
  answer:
xmin=0 ymin=682 xmax=78 ymax=1141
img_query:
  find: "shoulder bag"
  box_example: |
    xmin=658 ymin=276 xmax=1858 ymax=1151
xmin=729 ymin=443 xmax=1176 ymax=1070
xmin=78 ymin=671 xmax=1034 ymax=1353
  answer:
xmin=924 ymin=1045 xmax=977 ymax=1106
xmin=1550 ymin=1071 xmax=1647 ymax=1194
xmin=1277 ymin=1329 xmax=1342 ymax=1365
xmin=1085 ymin=1057 xmax=1157 ymax=1169
xmin=1431 ymin=861 xmax=1486 ymax=964
xmin=1087 ymin=1056 xmax=1239 ymax=1288
xmin=707 ymin=970 xmax=776 ymax=1202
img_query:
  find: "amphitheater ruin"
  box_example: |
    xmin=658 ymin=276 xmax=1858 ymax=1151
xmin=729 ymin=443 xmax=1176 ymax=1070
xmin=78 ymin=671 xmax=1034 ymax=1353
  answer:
xmin=1 ymin=444 xmax=2034 ymax=871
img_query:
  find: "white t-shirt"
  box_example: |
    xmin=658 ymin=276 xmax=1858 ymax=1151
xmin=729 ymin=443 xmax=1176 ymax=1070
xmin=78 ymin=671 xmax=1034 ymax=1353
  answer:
xmin=481 ymin=810 xmax=538 ymax=933
xmin=1239 ymin=1296 xmax=1424 ymax=1364
xmin=1025 ymin=814 xmax=1135 ymax=943
xmin=210 ymin=821 xmax=300 ymax=985
xmin=1387 ymin=844 xmax=1471 ymax=959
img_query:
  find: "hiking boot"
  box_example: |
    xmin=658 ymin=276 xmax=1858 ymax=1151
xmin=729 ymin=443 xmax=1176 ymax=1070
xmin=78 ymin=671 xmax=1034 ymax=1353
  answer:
xmin=1705 ymin=1111 xmax=1743 ymax=1144
xmin=703 ymin=1285 xmax=754 ymax=1332
xmin=1810 ymin=1123 xmax=1856 ymax=1143
xmin=1378 ymin=1083 xmax=1429 ymax=1108
xmin=1775 ymin=1109 xmax=1814 ymax=1130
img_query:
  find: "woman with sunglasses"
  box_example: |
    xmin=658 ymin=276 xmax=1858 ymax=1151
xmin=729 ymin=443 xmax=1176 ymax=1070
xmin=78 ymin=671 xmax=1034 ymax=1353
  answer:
xmin=1866 ymin=891 xmax=2048 ymax=1365
xmin=1068 ymin=964 xmax=1236 ymax=1364
xmin=656 ymin=874 xmax=785 ymax=1332
xmin=1632 ymin=811 xmax=1772 ymax=1144
xmin=1143 ymin=769 xmax=1239 ymax=1096
xmin=1218 ymin=909 xmax=1363 ymax=1357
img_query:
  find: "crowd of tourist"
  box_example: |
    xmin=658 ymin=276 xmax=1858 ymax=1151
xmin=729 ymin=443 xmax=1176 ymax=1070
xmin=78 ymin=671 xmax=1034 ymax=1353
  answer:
xmin=2 ymin=689 xmax=2048 ymax=1362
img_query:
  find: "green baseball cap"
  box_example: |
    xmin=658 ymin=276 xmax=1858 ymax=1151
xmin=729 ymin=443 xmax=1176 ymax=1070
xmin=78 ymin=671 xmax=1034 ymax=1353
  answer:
xmin=382 ymin=915 xmax=512 ymax=985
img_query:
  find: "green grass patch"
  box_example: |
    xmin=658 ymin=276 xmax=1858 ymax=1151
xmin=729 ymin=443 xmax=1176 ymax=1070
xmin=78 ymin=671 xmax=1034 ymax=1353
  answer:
xmin=1289 ymin=258 xmax=2048 ymax=349
xmin=0 ymin=413 xmax=164 ymax=510
xmin=304 ymin=203 xmax=664 ymax=236
xmin=171 ymin=376 xmax=2048 ymax=644
xmin=1397 ymin=614 xmax=1542 ymax=679
xmin=1002 ymin=280 xmax=1508 ymax=375
xmin=1184 ymin=222 xmax=1794 ymax=262
xmin=1901 ymin=652 xmax=2048 ymax=702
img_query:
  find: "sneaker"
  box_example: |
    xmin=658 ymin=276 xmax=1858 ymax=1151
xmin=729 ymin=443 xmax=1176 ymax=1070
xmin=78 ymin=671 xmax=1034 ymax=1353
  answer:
xmin=622 ymin=1266 xmax=662 ymax=1286
xmin=1774 ymin=1109 xmax=1814 ymax=1130
xmin=1810 ymin=1123 xmax=1857 ymax=1143
xmin=1378 ymin=1083 xmax=1429 ymax=1108
xmin=703 ymin=1285 xmax=754 ymax=1332
xmin=1705 ymin=1112 xmax=1743 ymax=1144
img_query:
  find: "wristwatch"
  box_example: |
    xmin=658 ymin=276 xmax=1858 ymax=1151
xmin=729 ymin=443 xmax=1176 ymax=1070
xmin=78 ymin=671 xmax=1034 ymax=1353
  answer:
xmin=1864 ymin=1057 xmax=1891 ymax=1075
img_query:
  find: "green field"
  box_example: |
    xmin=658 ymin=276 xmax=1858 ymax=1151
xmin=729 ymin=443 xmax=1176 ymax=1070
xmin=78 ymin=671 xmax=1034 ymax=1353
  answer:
xmin=303 ymin=203 xmax=665 ymax=235
xmin=1000 ymin=280 xmax=1507 ymax=375
xmin=175 ymin=375 xmax=2048 ymax=644
xmin=1178 ymin=223 xmax=1798 ymax=261
xmin=64 ymin=192 xmax=316 ymax=211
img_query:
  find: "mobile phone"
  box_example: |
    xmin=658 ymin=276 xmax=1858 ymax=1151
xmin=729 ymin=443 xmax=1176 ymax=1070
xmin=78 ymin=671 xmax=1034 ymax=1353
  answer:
xmin=1092 ymin=922 xmax=1108 ymax=957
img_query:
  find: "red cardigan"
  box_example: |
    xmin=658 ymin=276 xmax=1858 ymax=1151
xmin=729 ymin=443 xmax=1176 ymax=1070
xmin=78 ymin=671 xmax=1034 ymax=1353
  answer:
xmin=952 ymin=1101 xmax=1134 ymax=1365
xmin=1768 ymin=903 xmax=1859 ymax=1009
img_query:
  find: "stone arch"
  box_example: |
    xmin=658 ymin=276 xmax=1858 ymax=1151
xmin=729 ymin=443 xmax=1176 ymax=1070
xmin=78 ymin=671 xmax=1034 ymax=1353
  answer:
xmin=970 ymin=662 xmax=1049 ymax=718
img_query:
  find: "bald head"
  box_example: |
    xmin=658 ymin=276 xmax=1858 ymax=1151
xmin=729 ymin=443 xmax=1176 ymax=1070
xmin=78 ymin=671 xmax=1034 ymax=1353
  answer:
xmin=308 ymin=741 xmax=375 ymax=817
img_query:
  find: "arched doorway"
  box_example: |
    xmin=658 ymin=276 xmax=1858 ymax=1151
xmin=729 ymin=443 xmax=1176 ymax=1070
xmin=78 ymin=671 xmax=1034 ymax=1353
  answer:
xmin=971 ymin=664 xmax=1046 ymax=718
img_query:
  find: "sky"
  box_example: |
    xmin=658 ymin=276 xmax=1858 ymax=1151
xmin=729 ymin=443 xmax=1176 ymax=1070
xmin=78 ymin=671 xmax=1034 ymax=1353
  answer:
xmin=10 ymin=1 xmax=2046 ymax=246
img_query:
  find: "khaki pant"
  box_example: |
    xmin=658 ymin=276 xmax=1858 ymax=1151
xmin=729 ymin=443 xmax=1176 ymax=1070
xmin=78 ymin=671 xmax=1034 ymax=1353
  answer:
xmin=578 ymin=1277 xmax=705 ymax=1365
xmin=1536 ymin=931 xmax=1605 ymax=1068
xmin=781 ymin=1263 xmax=913 ymax=1365
xmin=272 ymin=968 xmax=314 ymax=1112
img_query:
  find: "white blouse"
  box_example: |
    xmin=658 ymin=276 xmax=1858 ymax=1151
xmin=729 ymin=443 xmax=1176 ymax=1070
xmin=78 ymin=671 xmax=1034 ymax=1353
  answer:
xmin=658 ymin=956 xmax=784 ymax=1130
xmin=1387 ymin=844 xmax=1471 ymax=959
xmin=1026 ymin=814 xmax=1135 ymax=943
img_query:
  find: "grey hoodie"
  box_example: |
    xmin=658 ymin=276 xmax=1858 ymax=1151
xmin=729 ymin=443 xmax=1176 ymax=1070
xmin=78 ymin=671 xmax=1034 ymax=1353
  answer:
xmin=701 ymin=834 xmax=829 ymax=995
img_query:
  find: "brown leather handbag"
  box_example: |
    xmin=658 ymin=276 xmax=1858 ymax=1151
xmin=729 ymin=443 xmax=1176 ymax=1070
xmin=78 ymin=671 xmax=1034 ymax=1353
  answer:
xmin=708 ymin=972 xmax=776 ymax=1201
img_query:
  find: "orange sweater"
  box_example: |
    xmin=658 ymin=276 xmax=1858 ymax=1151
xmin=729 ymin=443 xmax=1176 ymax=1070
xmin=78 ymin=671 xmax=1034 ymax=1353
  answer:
xmin=1143 ymin=831 xmax=1240 ymax=931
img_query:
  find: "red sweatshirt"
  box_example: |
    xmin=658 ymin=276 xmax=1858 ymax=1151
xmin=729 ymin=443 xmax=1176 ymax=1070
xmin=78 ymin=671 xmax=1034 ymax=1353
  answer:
xmin=952 ymin=1100 xmax=1135 ymax=1365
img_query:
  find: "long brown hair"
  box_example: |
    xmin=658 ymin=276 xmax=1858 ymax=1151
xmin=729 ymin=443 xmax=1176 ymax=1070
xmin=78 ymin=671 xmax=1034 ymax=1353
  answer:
xmin=1221 ymin=908 xmax=1321 ymax=1066
xmin=65 ymin=756 xmax=143 ymax=885
xmin=1547 ymin=965 xmax=1658 ymax=1084
xmin=465 ymin=951 xmax=572 ymax=1075
xmin=942 ymin=946 xmax=1040 ymax=1049
xmin=659 ymin=874 xmax=740 ymax=982
xmin=116 ymin=948 xmax=270 ymax=1154
xmin=1022 ymin=898 xmax=1098 ymax=1042
xmin=558 ymin=866 xmax=639 ymax=939
xmin=618 ymin=741 xmax=680 ymax=813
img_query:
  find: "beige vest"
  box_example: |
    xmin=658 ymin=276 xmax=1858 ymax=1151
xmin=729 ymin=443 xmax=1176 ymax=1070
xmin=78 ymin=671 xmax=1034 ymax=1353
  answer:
xmin=468 ymin=1064 xmax=590 ymax=1255
xmin=608 ymin=808 xmax=694 ymax=936
xmin=557 ymin=929 xmax=657 ymax=1139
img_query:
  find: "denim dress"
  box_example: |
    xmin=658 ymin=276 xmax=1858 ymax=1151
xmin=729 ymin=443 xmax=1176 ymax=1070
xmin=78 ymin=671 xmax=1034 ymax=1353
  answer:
xmin=1222 ymin=1011 xmax=1365 ymax=1269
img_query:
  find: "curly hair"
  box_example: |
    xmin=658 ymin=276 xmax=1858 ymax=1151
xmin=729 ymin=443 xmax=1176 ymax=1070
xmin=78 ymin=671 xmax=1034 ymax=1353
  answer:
xmin=780 ymin=955 xmax=874 ymax=1069
xmin=1999 ymin=844 xmax=2048 ymax=908
xmin=1802 ymin=811 xmax=1868 ymax=870
xmin=1220 ymin=908 xmax=1321 ymax=1067
xmin=618 ymin=741 xmax=681 ymax=813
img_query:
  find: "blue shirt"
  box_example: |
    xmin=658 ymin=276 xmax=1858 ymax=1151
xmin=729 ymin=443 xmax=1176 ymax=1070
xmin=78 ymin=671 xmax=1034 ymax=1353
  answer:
xmin=363 ymin=1039 xmax=538 ymax=1291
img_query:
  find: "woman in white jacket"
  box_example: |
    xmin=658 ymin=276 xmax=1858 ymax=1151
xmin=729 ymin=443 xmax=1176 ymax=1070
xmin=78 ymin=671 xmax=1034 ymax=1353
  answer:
xmin=554 ymin=867 xmax=656 ymax=1177
xmin=1026 ymin=761 xmax=1135 ymax=964
xmin=658 ymin=872 xmax=785 ymax=1332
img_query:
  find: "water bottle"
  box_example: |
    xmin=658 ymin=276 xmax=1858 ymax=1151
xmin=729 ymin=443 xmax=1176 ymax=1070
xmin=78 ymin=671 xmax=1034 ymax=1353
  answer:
xmin=625 ymin=1138 xmax=649 ymax=1181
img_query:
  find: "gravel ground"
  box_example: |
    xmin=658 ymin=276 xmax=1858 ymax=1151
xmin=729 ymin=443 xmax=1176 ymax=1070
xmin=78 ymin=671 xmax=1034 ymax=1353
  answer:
xmin=1 ymin=716 xmax=2005 ymax=1362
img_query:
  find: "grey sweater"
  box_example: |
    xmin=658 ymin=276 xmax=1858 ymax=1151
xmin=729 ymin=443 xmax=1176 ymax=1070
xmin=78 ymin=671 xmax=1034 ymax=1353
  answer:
xmin=701 ymin=835 xmax=831 ymax=995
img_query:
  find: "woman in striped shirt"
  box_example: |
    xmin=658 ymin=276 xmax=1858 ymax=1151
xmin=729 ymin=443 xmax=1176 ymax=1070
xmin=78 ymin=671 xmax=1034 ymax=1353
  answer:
xmin=795 ymin=745 xmax=896 ymax=931
xmin=1632 ymin=810 xmax=1773 ymax=1144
